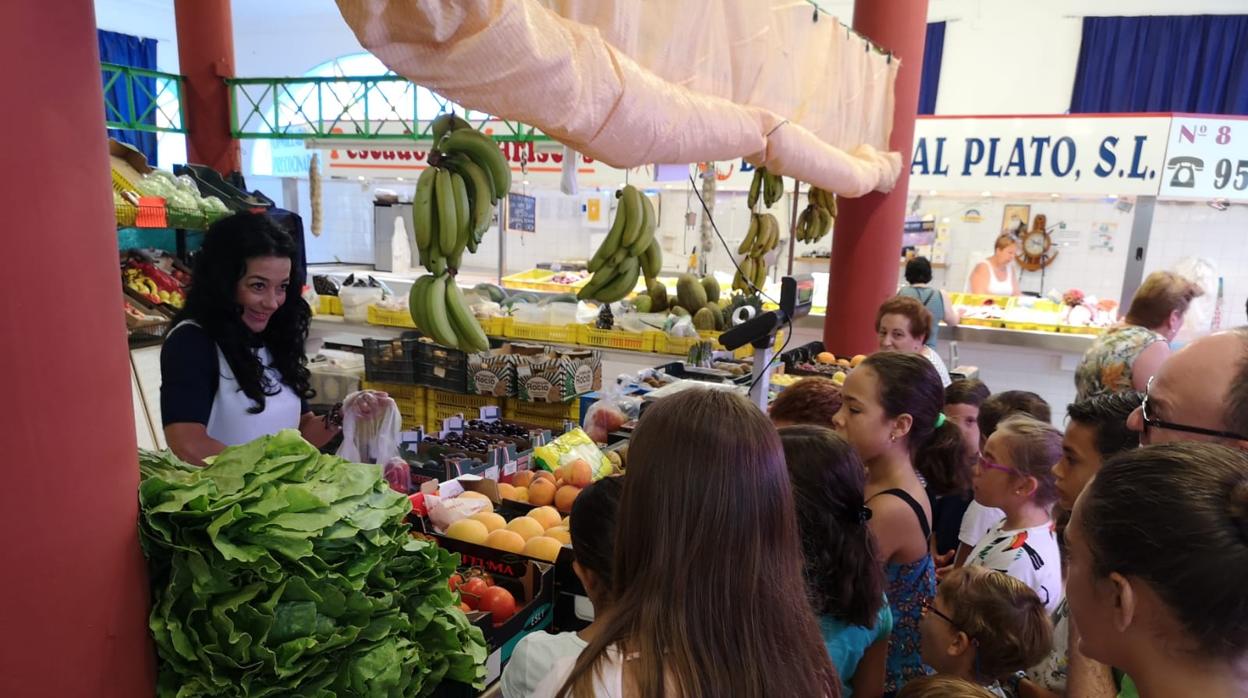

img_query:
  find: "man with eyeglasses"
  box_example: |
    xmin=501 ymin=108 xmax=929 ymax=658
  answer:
xmin=1126 ymin=327 xmax=1248 ymax=447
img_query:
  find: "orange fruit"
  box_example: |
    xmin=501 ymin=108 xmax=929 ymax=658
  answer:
xmin=511 ymin=471 xmax=535 ymax=488
xmin=555 ymin=485 xmax=581 ymax=514
xmin=568 ymin=460 xmax=592 ymax=488
xmin=469 ymin=512 xmax=506 ymax=532
xmin=459 ymin=491 xmax=493 ymax=507
xmin=850 ymin=354 xmax=867 ymax=368
xmin=497 ymin=482 xmax=517 ymax=499
xmin=529 ymin=479 xmax=557 ymax=506
xmin=523 ymin=535 xmax=563 ymax=562
xmin=816 ymin=351 xmax=837 ymax=365
xmin=507 ymin=486 xmax=529 ymax=503
xmin=506 ymin=516 xmax=545 ymax=541
xmin=445 ymin=519 xmax=489 ymax=545
xmin=545 ymin=525 xmax=571 ymax=545
xmin=527 ymin=506 xmax=562 ymax=530
xmin=484 ymin=528 xmax=526 ymax=553
xmin=532 ymin=470 xmax=556 ymax=484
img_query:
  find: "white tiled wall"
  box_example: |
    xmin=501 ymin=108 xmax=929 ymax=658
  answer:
xmin=1144 ymin=201 xmax=1248 ymax=334
xmin=905 ymin=195 xmax=1136 ymax=306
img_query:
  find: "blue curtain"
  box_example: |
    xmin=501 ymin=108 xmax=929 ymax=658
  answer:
xmin=98 ymin=29 xmax=158 ymax=164
xmin=918 ymin=22 xmax=946 ymax=115
xmin=1071 ymin=15 xmax=1248 ymax=115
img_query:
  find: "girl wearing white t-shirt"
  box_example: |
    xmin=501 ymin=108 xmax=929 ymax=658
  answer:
xmin=967 ymin=415 xmax=1064 ymax=614
xmin=501 ymin=477 xmax=622 ymax=698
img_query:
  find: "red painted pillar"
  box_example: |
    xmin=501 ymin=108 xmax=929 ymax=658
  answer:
xmin=175 ymin=0 xmax=240 ymax=174
xmin=0 ymin=3 xmax=156 ymax=696
xmin=824 ymin=0 xmax=929 ymax=356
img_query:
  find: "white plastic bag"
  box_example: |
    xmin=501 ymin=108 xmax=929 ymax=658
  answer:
xmin=337 ymin=391 xmax=402 ymax=465
xmin=339 ymin=286 xmax=384 ymax=323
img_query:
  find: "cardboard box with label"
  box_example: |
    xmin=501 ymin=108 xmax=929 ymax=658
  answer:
xmin=517 ymin=348 xmax=602 ymax=403
xmin=466 ymin=343 xmax=545 ymax=398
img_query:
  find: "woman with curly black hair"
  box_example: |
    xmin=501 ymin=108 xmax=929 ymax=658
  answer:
xmin=160 ymin=212 xmax=336 ymax=464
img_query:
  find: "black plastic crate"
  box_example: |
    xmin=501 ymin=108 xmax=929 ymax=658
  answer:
xmin=780 ymin=341 xmax=826 ymax=373
xmin=364 ymin=331 xmax=421 ymax=384
xmin=416 ymin=337 xmax=507 ymax=393
xmin=417 ymin=341 xmax=469 ymax=393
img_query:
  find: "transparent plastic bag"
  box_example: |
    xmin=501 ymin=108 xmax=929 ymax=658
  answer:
xmin=533 ymin=428 xmax=614 ymax=479
xmin=337 ymin=391 xmax=401 ymax=465
xmin=583 ymin=383 xmax=641 ymax=444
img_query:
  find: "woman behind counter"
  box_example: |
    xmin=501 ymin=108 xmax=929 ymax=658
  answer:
xmin=968 ymin=235 xmax=1020 ymax=297
xmin=899 ymin=257 xmax=960 ymax=351
xmin=161 ymin=212 xmax=338 ymax=465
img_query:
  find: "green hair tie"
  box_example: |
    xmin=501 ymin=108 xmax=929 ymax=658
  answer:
xmin=935 ymin=412 xmax=947 ymax=429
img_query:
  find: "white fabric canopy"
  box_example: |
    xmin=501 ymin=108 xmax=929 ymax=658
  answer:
xmin=335 ymin=0 xmax=902 ymax=197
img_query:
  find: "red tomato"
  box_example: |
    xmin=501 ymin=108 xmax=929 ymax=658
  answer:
xmin=460 ymin=577 xmax=490 ymax=609
xmin=448 ymin=573 xmax=464 ymax=592
xmin=478 ymin=586 xmax=517 ymax=625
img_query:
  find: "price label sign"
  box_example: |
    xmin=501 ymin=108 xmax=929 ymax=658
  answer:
xmin=1160 ymin=116 xmax=1248 ymax=202
xmin=507 ymin=193 xmax=536 ymax=234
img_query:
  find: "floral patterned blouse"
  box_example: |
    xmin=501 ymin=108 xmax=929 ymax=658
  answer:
xmin=1075 ymin=325 xmax=1165 ymax=401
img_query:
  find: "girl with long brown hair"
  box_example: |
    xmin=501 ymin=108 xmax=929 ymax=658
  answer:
xmin=536 ymin=388 xmax=839 ymax=697
xmin=833 ymin=352 xmax=964 ymax=695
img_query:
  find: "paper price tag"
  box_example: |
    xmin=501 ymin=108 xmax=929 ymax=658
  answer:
xmin=438 ymin=478 xmax=465 ymax=500
xmin=503 ymin=460 xmax=518 ymax=476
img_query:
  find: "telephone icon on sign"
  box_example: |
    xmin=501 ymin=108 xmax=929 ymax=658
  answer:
xmin=1167 ymin=156 xmax=1204 ymax=188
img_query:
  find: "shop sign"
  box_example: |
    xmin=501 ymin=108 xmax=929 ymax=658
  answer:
xmin=910 ymin=116 xmax=1172 ymax=196
xmin=311 ymin=135 xmax=599 ymax=183
xmin=1159 ymin=115 xmax=1248 ymax=202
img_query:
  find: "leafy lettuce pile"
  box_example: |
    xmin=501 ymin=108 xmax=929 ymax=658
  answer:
xmin=138 ymin=430 xmax=485 ymax=697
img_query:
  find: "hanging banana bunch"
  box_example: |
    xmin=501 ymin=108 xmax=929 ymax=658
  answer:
xmin=733 ymin=212 xmax=781 ymax=292
xmin=795 ymin=186 xmax=837 ymax=244
xmin=747 ymin=167 xmax=785 ymax=210
xmin=578 ymin=185 xmax=661 ymax=304
xmin=407 ymin=113 xmax=511 ymax=352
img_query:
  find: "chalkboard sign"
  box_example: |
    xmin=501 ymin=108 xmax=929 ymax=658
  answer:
xmin=507 ymin=193 xmax=536 ymax=234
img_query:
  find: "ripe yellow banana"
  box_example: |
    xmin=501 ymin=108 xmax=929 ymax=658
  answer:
xmin=747 ymin=168 xmax=763 ymax=210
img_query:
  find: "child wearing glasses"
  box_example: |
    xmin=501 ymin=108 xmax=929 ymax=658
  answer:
xmin=967 ymin=415 xmax=1064 ymax=614
xmin=919 ymin=566 xmax=1053 ymax=697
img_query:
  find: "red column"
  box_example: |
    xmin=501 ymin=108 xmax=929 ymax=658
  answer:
xmin=175 ymin=0 xmax=240 ymax=174
xmin=824 ymin=0 xmax=929 ymax=356
xmin=0 ymin=3 xmax=155 ymax=696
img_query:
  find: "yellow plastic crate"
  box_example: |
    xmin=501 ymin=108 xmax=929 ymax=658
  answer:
xmin=950 ymin=292 xmax=1016 ymax=309
xmin=653 ymin=329 xmax=782 ymax=360
xmin=505 ymin=399 xmax=580 ymax=431
xmin=505 ymin=321 xmax=579 ymax=345
xmin=501 ymin=269 xmax=556 ymax=292
xmin=367 ymin=304 xmax=416 ymax=328
xmin=478 ymin=315 xmax=511 ymax=337
xmin=576 ymin=324 xmax=655 ymax=353
xmin=318 ymin=295 xmax=343 ymax=316
xmin=425 ymin=389 xmax=504 ymax=432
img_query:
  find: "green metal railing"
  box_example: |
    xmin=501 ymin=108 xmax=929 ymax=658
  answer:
xmin=227 ymin=74 xmax=550 ymax=142
xmin=101 ymin=62 xmax=186 ymax=133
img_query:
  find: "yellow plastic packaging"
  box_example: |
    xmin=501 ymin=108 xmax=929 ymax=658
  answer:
xmin=532 ymin=427 xmax=614 ymax=480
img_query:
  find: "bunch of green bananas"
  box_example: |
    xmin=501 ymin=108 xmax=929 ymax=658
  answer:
xmin=747 ymin=167 xmax=785 ymax=210
xmin=407 ymin=113 xmax=511 ymax=352
xmin=796 ymin=187 xmax=837 ymax=243
xmin=733 ymin=212 xmax=780 ymax=291
xmin=407 ymin=272 xmax=489 ymax=352
xmin=578 ymin=185 xmax=661 ymax=304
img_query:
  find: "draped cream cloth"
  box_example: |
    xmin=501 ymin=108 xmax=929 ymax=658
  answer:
xmin=335 ymin=0 xmax=902 ymax=196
